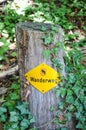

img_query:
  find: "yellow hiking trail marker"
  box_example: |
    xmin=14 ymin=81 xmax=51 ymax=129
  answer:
xmin=25 ymin=63 xmax=60 ymax=94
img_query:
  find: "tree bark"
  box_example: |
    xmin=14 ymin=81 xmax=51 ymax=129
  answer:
xmin=16 ymin=22 xmax=75 ymax=130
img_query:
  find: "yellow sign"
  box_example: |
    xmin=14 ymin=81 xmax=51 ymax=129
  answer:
xmin=25 ymin=63 xmax=60 ymax=94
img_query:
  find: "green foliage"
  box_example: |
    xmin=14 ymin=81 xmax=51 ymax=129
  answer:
xmin=56 ymin=44 xmax=86 ymax=129
xmin=0 ymin=7 xmax=23 ymax=41
xmin=3 ymin=82 xmax=20 ymax=111
xmin=10 ymin=52 xmax=17 ymax=57
xmin=0 ymin=6 xmax=24 ymax=62
xmin=2 ymin=102 xmax=35 ymax=130
xmin=0 ymin=82 xmax=35 ymax=130
xmin=0 ymin=107 xmax=7 ymax=122
xmin=38 ymin=1 xmax=86 ymax=129
xmin=42 ymin=33 xmax=54 ymax=45
xmin=42 ymin=49 xmax=51 ymax=59
xmin=0 ymin=0 xmax=85 ymax=129
xmin=0 ymin=37 xmax=10 ymax=60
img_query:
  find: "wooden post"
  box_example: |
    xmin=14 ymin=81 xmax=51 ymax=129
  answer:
xmin=16 ymin=22 xmax=75 ymax=130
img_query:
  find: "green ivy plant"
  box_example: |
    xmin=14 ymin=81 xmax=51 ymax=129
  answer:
xmin=0 ymin=102 xmax=35 ymax=130
xmin=0 ymin=82 xmax=35 ymax=130
xmin=3 ymin=102 xmax=35 ymax=130
xmin=41 ymin=23 xmax=86 ymax=130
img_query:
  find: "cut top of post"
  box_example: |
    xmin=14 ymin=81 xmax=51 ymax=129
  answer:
xmin=16 ymin=22 xmax=59 ymax=32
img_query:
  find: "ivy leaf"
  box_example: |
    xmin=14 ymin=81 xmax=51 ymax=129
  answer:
xmin=65 ymin=112 xmax=72 ymax=121
xmin=56 ymin=89 xmax=61 ymax=98
xmin=58 ymin=102 xmax=64 ymax=110
xmin=10 ymin=52 xmax=17 ymax=57
xmin=72 ymin=86 xmax=80 ymax=95
xmin=60 ymin=88 xmax=66 ymax=98
xmin=67 ymin=89 xmax=73 ymax=96
xmin=16 ymin=103 xmax=28 ymax=114
xmin=42 ymin=34 xmax=54 ymax=45
xmin=68 ymin=73 xmax=76 ymax=83
xmin=50 ymin=106 xmax=55 ymax=112
xmin=11 ymin=123 xmax=18 ymax=129
xmin=68 ymin=104 xmax=75 ymax=112
xmin=66 ymin=95 xmax=74 ymax=104
xmin=76 ymin=122 xmax=83 ymax=129
xmin=43 ymin=50 xmax=51 ymax=59
xmin=9 ymin=92 xmax=20 ymax=100
xmin=10 ymin=111 xmax=19 ymax=122
xmin=0 ymin=114 xmax=7 ymax=122
xmin=30 ymin=117 xmax=35 ymax=123
xmin=44 ymin=36 xmax=52 ymax=44
xmin=75 ymin=112 xmax=81 ymax=119
xmin=0 ymin=107 xmax=7 ymax=115
xmin=51 ymin=25 xmax=59 ymax=32
xmin=21 ymin=119 xmax=30 ymax=128
xmin=10 ymin=83 xmax=20 ymax=90
xmin=53 ymin=118 xmax=59 ymax=125
xmin=41 ymin=26 xmax=46 ymax=31
xmin=77 ymin=104 xmax=83 ymax=113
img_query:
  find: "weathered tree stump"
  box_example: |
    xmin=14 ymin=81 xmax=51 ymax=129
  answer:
xmin=16 ymin=22 xmax=75 ymax=130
